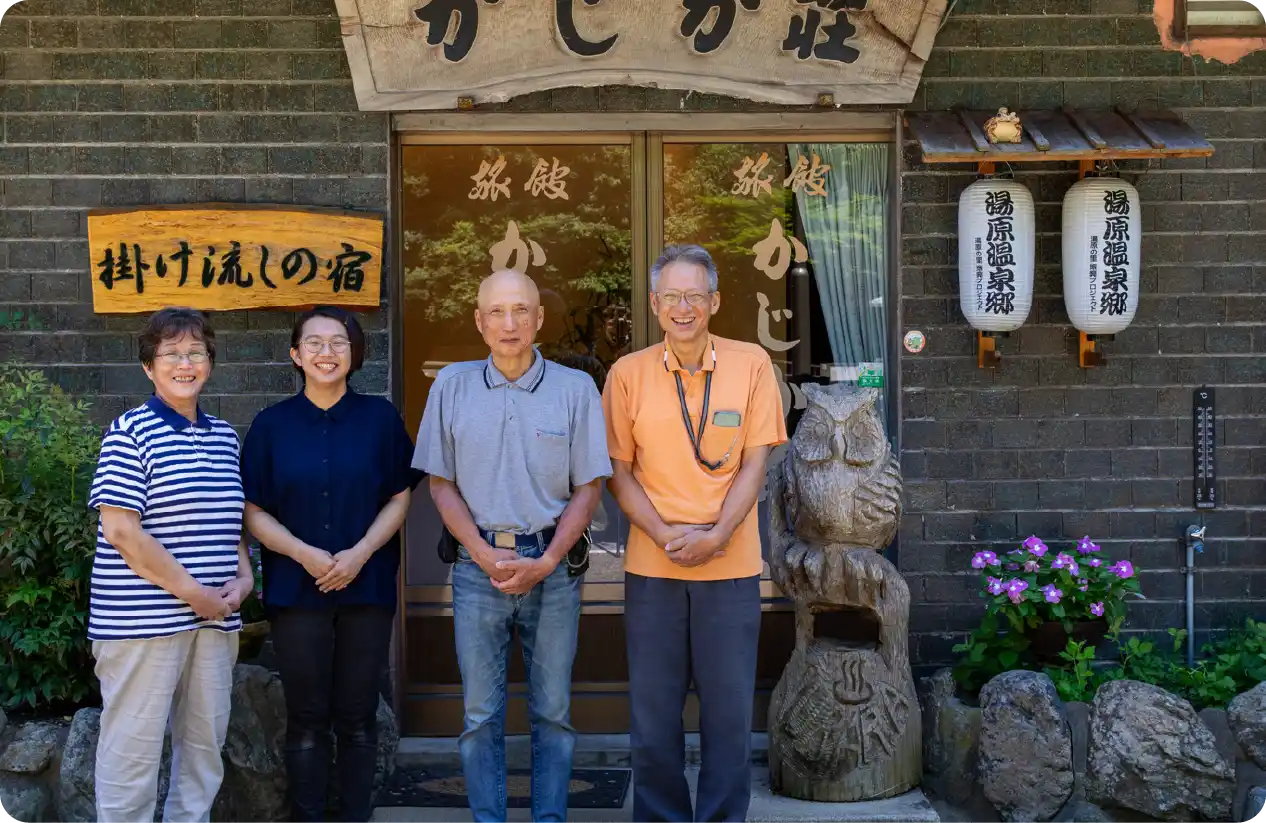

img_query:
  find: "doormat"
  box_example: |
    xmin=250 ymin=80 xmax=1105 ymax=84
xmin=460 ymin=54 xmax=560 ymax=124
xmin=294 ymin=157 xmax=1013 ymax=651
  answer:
xmin=377 ymin=765 xmax=631 ymax=809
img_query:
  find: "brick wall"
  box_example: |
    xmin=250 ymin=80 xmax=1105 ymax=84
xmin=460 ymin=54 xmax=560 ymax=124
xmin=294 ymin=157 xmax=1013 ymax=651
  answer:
xmin=1 ymin=0 xmax=1262 ymax=669
xmin=0 ymin=0 xmax=391 ymax=434
xmin=899 ymin=0 xmax=1266 ymax=666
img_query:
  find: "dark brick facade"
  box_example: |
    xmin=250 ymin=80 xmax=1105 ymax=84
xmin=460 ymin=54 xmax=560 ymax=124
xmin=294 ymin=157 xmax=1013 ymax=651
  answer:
xmin=0 ymin=0 xmax=1261 ymax=669
xmin=900 ymin=0 xmax=1266 ymax=665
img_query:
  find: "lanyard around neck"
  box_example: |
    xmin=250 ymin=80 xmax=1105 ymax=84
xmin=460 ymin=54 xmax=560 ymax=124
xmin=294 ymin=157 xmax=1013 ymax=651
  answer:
xmin=667 ymin=343 xmax=722 ymax=471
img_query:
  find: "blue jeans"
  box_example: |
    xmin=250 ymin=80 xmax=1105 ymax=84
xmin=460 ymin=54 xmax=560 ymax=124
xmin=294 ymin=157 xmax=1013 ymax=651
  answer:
xmin=452 ymin=543 xmax=582 ymax=822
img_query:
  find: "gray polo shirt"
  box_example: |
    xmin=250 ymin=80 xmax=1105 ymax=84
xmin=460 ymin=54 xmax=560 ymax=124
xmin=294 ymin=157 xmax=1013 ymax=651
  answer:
xmin=413 ymin=352 xmax=612 ymax=534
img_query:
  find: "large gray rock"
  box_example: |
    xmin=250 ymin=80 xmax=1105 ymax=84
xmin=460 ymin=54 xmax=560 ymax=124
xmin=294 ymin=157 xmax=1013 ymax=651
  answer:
xmin=58 ymin=708 xmax=173 ymax=823
xmin=0 ymin=772 xmax=53 ymax=822
xmin=1053 ymin=797 xmax=1114 ymax=822
xmin=919 ymin=668 xmax=982 ymax=806
xmin=213 ymin=664 xmax=400 ymax=822
xmin=214 ymin=664 xmax=289 ymax=822
xmin=978 ymin=671 xmax=1074 ymax=822
xmin=1229 ymin=683 xmax=1266 ymax=769
xmin=1086 ymin=680 xmax=1234 ymax=821
xmin=0 ymin=722 xmax=64 ymax=775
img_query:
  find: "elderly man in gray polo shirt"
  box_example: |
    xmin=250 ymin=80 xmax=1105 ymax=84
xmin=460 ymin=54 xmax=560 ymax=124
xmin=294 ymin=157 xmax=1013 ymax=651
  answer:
xmin=414 ymin=269 xmax=611 ymax=823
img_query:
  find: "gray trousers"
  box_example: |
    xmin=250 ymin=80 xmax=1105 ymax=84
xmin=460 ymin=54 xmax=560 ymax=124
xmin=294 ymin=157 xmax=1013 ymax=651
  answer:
xmin=625 ymin=573 xmax=762 ymax=823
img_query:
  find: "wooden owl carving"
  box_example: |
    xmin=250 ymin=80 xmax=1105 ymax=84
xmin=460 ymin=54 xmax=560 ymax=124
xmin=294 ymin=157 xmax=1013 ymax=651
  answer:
xmin=785 ymin=384 xmax=901 ymax=548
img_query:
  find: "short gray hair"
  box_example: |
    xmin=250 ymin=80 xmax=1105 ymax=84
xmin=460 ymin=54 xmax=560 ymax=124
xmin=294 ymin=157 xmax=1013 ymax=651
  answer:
xmin=650 ymin=244 xmax=719 ymax=293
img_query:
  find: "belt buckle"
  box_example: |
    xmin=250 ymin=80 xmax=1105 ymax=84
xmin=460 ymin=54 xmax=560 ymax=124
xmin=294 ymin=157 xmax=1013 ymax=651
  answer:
xmin=492 ymin=531 xmax=517 ymax=549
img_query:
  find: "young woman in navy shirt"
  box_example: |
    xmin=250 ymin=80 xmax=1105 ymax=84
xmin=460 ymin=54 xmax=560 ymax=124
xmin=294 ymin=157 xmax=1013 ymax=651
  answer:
xmin=241 ymin=306 xmax=421 ymax=822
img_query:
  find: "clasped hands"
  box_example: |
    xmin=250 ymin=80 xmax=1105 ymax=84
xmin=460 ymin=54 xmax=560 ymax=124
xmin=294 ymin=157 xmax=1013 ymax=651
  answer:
xmin=299 ymin=543 xmax=371 ymax=594
xmin=657 ymin=523 xmax=727 ymax=568
xmin=472 ymin=545 xmax=556 ymax=596
xmin=184 ymin=575 xmax=254 ymax=621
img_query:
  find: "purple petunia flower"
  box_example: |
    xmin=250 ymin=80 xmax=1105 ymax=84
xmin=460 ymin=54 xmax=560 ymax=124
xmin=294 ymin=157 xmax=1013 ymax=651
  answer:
xmin=1052 ymin=552 xmax=1081 ymax=576
xmin=1005 ymin=578 xmax=1029 ymax=604
xmin=1088 ymin=558 xmax=1102 ymax=568
xmin=986 ymin=576 xmax=1005 ymax=595
xmin=1024 ymin=560 xmax=1040 ymax=573
xmin=1110 ymin=560 xmax=1134 ymax=580
xmin=1078 ymin=578 xmax=1089 ymax=592
xmin=1090 ymin=602 xmax=1105 ymax=617
xmin=1023 ymin=536 xmax=1048 ymax=557
xmin=1077 ymin=536 xmax=1101 ymax=554
xmin=972 ymin=550 xmax=1001 ymax=569
xmin=1006 ymin=563 xmax=1020 ymax=571
xmin=1041 ymin=584 xmax=1062 ymax=604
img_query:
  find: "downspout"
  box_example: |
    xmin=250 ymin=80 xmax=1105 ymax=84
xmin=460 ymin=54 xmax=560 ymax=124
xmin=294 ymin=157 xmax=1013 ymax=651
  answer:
xmin=1184 ymin=523 xmax=1206 ymax=667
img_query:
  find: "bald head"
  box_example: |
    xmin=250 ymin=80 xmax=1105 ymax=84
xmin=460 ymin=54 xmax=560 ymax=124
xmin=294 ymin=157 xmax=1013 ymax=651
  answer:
xmin=474 ymin=269 xmax=544 ymax=361
xmin=477 ymin=269 xmax=540 ymax=310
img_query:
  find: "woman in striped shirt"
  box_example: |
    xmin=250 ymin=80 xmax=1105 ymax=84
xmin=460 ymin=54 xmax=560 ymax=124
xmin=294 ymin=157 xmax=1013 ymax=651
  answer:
xmin=88 ymin=307 xmax=253 ymax=823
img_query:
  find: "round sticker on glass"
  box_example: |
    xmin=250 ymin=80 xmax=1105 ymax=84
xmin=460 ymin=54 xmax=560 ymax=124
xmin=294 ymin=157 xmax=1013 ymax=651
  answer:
xmin=903 ymin=330 xmax=926 ymax=354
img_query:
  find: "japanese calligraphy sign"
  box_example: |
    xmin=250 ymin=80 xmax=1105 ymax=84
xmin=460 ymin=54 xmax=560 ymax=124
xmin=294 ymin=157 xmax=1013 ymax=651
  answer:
xmin=336 ymin=0 xmax=946 ymax=110
xmin=957 ymin=178 xmax=1035 ymax=335
xmin=88 ymin=205 xmax=384 ymax=314
xmin=1061 ymin=177 xmax=1140 ymax=336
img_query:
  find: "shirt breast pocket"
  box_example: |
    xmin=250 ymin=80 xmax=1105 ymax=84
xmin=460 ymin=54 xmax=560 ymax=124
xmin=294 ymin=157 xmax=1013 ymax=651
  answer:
xmin=527 ymin=421 xmax=570 ymax=486
xmin=699 ymin=408 xmax=746 ymax=475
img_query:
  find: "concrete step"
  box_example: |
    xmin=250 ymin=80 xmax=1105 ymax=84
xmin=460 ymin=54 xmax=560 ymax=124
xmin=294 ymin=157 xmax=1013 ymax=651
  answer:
xmin=372 ymin=766 xmax=940 ymax=822
xmin=396 ymin=732 xmax=770 ymax=770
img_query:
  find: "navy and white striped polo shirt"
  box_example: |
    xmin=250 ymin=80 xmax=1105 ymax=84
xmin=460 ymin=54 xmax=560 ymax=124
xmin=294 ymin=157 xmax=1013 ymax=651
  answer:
xmin=88 ymin=395 xmax=244 ymax=641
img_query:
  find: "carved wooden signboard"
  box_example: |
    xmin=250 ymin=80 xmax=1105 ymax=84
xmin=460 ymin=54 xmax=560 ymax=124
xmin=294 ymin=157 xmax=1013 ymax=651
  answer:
xmin=336 ymin=0 xmax=947 ymax=110
xmin=88 ymin=205 xmax=384 ymax=314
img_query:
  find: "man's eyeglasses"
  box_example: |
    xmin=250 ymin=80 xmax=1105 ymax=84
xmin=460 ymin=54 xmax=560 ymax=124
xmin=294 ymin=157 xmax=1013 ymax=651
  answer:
xmin=657 ymin=291 xmax=712 ymax=307
xmin=301 ymin=337 xmax=350 ymax=353
xmin=155 ymin=351 xmax=209 ymax=364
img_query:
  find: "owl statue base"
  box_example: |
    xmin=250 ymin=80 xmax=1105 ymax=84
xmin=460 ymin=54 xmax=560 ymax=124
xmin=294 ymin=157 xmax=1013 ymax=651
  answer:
xmin=765 ymin=384 xmax=920 ymax=802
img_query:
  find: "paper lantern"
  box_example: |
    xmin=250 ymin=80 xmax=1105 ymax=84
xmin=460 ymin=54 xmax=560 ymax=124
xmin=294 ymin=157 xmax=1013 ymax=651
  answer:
xmin=958 ymin=178 xmax=1036 ymax=333
xmin=1062 ymin=177 xmax=1141 ymax=335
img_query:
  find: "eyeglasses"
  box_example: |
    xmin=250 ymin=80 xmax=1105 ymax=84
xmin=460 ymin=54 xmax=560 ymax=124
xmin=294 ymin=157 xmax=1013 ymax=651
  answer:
xmin=301 ymin=337 xmax=350 ymax=353
xmin=657 ymin=291 xmax=712 ymax=307
xmin=155 ymin=351 xmax=209 ymax=364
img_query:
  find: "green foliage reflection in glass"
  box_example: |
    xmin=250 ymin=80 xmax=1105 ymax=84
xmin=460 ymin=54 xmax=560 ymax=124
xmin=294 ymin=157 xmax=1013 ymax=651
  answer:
xmin=0 ymin=367 xmax=100 ymax=710
xmin=401 ymin=146 xmax=633 ymax=325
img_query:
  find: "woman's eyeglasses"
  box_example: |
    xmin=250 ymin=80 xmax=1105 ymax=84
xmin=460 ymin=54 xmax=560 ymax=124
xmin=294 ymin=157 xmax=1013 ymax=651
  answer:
xmin=301 ymin=337 xmax=350 ymax=354
xmin=155 ymin=351 xmax=209 ymax=364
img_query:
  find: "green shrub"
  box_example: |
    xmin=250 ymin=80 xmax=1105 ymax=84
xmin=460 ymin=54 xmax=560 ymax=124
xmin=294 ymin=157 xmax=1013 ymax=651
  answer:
xmin=0 ymin=367 xmax=100 ymax=711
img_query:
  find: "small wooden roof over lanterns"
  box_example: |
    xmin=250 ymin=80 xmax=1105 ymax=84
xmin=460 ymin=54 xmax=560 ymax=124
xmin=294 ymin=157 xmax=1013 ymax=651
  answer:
xmin=906 ymin=107 xmax=1212 ymax=370
xmin=906 ymin=107 xmax=1214 ymax=173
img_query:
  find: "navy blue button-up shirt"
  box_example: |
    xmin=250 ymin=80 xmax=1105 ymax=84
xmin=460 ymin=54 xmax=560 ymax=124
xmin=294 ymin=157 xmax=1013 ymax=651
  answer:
xmin=241 ymin=390 xmax=422 ymax=610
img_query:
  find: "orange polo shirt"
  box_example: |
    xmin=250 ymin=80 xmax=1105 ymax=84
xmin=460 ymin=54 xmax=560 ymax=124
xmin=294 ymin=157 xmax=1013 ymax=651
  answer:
xmin=602 ymin=335 xmax=788 ymax=581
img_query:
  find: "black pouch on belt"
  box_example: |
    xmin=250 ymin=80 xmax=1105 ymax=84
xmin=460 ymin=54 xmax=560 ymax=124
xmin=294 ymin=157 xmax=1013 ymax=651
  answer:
xmin=565 ymin=529 xmax=592 ymax=577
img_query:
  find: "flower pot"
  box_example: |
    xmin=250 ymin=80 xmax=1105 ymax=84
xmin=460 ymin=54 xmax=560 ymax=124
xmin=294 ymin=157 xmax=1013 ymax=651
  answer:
xmin=1030 ymin=618 xmax=1108 ymax=665
xmin=239 ymin=620 xmax=270 ymax=662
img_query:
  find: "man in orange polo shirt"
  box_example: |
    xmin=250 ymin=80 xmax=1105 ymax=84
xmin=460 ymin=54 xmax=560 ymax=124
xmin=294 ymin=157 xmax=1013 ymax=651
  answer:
xmin=603 ymin=244 xmax=787 ymax=822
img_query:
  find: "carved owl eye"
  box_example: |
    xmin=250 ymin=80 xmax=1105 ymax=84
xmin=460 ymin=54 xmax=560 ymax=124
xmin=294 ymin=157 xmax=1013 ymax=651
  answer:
xmin=842 ymin=411 xmax=882 ymax=465
xmin=793 ymin=412 xmax=833 ymax=463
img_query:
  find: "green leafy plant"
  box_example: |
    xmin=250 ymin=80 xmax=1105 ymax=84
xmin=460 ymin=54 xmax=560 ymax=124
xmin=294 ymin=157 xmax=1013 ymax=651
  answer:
xmin=1045 ymin=640 xmax=1099 ymax=703
xmin=0 ymin=367 xmax=100 ymax=710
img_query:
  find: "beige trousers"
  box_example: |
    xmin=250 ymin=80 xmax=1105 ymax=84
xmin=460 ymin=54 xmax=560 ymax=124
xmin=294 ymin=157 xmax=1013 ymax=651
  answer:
xmin=93 ymin=629 xmax=239 ymax=823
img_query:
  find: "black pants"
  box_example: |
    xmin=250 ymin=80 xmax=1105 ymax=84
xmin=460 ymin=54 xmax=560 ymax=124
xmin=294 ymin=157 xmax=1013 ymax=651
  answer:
xmin=271 ymin=605 xmax=395 ymax=822
xmin=625 ymin=573 xmax=762 ymax=823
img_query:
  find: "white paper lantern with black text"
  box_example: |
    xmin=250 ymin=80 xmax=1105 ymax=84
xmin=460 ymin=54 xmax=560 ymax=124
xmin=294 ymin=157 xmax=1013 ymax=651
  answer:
xmin=958 ymin=178 xmax=1036 ymax=333
xmin=1062 ymin=177 xmax=1141 ymax=335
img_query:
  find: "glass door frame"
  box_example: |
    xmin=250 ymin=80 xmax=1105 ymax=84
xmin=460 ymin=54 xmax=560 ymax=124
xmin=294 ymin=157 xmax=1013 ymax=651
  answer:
xmin=388 ymin=113 xmax=905 ymax=717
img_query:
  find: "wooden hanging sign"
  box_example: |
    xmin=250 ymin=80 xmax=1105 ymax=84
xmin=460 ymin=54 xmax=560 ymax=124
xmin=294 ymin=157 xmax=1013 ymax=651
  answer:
xmin=336 ymin=0 xmax=947 ymax=110
xmin=88 ymin=204 xmax=384 ymax=314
